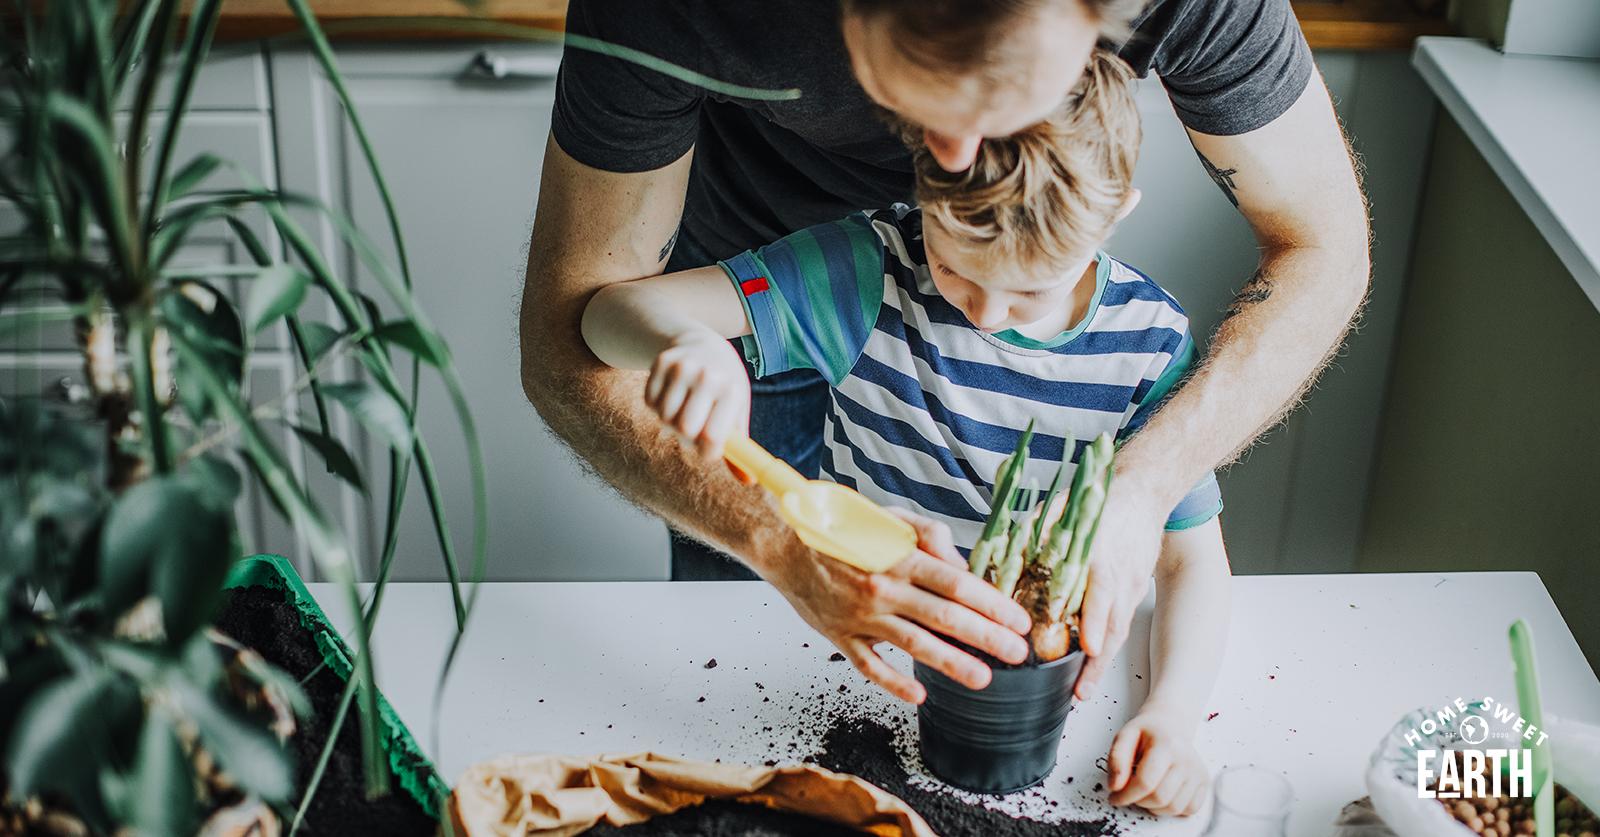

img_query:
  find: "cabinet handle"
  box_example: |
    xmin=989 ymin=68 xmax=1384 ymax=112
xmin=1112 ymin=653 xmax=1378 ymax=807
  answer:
xmin=469 ymin=50 xmax=561 ymax=81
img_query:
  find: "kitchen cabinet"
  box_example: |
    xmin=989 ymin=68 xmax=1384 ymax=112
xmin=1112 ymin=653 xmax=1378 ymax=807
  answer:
xmin=0 ymin=47 xmax=316 ymax=567
xmin=270 ymin=43 xmax=670 ymax=583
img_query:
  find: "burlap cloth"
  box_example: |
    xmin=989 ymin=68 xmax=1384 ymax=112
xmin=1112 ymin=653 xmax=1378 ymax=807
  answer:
xmin=448 ymin=751 xmax=937 ymax=836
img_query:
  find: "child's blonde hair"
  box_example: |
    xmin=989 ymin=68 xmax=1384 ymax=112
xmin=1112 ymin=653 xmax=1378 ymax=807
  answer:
xmin=911 ymin=50 xmax=1141 ymax=276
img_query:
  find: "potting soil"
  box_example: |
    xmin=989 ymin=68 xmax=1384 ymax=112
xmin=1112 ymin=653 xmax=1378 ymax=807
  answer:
xmin=812 ymin=714 xmax=1118 ymax=837
xmin=214 ymin=585 xmax=437 ymax=836
xmin=582 ymin=798 xmax=866 ymax=835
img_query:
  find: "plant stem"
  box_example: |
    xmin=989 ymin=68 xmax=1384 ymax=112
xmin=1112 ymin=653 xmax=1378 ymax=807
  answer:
xmin=128 ymin=312 xmax=171 ymax=476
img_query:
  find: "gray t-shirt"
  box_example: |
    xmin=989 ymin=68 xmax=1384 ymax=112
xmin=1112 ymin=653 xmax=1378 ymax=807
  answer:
xmin=552 ymin=0 xmax=1314 ymax=268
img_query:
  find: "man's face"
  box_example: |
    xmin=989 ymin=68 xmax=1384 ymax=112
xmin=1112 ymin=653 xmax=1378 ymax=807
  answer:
xmin=842 ymin=2 xmax=1101 ymax=172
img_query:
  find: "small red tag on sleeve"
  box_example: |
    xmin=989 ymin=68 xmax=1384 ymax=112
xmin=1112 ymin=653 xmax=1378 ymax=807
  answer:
xmin=740 ymin=277 xmax=770 ymax=296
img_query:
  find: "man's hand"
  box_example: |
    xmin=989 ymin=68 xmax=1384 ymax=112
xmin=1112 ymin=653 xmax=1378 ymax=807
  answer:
xmin=1107 ymin=702 xmax=1210 ymax=816
xmin=766 ymin=508 xmax=1032 ymax=703
xmin=1072 ymin=476 xmax=1166 ymax=700
xmin=645 ymin=329 xmax=751 ymax=460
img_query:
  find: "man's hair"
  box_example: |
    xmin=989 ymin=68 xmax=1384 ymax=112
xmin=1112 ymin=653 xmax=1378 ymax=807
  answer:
xmin=909 ymin=50 xmax=1140 ymax=276
xmin=842 ymin=0 xmax=1143 ymax=72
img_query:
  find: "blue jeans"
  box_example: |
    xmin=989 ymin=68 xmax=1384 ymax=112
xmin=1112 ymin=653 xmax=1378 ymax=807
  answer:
xmin=669 ymin=364 xmax=830 ymax=580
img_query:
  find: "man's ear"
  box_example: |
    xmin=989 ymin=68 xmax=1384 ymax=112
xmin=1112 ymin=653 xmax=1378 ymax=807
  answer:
xmin=1115 ymin=188 xmax=1142 ymax=223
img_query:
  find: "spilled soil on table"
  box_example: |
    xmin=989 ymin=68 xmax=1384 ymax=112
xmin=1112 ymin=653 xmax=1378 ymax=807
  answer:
xmin=214 ymin=585 xmax=436 ymax=836
xmin=810 ymin=714 xmax=1119 ymax=837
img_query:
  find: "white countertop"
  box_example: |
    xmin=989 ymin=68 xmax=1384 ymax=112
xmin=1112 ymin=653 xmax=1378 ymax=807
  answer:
xmin=1413 ymin=37 xmax=1600 ymax=312
xmin=312 ymin=572 xmax=1600 ymax=835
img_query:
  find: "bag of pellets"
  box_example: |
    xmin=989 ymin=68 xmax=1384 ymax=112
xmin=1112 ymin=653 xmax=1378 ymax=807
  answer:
xmin=1366 ymin=701 xmax=1600 ymax=836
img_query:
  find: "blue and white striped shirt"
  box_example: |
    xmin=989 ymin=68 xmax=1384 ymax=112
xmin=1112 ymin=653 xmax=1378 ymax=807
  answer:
xmin=721 ymin=205 xmax=1222 ymax=552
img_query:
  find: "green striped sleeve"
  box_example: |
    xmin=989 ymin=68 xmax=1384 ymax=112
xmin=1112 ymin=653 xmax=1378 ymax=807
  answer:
xmin=718 ymin=213 xmax=888 ymax=385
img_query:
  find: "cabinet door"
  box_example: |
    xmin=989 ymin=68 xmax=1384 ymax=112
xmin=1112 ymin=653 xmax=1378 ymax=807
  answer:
xmin=271 ymin=43 xmax=669 ymax=582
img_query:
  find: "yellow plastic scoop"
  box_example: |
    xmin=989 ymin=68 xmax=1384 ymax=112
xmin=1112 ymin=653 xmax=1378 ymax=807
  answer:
xmin=724 ymin=436 xmax=917 ymax=572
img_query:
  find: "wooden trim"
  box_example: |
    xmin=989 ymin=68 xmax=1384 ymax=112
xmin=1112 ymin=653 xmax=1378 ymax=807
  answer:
xmin=214 ymin=0 xmax=1448 ymax=50
xmin=1295 ymin=0 xmax=1453 ymax=51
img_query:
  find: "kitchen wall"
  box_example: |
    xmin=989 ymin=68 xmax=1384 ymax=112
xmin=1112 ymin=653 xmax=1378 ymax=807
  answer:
xmin=1360 ymin=119 xmax=1600 ymax=666
xmin=1111 ymin=50 xmax=1436 ymax=576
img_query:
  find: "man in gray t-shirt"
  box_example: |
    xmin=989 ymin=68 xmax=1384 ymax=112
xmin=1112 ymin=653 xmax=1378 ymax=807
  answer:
xmin=520 ymin=0 xmax=1367 ymax=811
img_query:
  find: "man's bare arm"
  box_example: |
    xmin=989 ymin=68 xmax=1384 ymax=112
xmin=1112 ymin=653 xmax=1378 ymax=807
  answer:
xmin=1074 ymin=70 xmax=1370 ymax=692
xmin=519 ymin=137 xmax=1031 ymax=702
xmin=1126 ymin=70 xmax=1370 ymax=491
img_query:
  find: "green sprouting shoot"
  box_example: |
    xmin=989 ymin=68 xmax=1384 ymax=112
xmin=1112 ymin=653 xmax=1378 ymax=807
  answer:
xmin=978 ymin=421 xmax=1033 ymax=543
xmin=972 ymin=421 xmax=1034 ymax=578
xmin=1041 ymin=434 xmax=1113 ymax=614
xmin=1029 ymin=433 xmax=1075 ymax=562
xmin=1062 ymin=460 xmax=1115 ymax=618
xmin=994 ymin=486 xmax=1036 ymax=598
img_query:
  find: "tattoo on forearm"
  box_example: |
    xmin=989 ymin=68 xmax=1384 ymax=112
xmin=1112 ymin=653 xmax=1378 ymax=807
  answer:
xmin=658 ymin=227 xmax=680 ymax=264
xmin=1223 ymin=271 xmax=1272 ymax=321
xmin=1196 ymin=151 xmax=1240 ymax=208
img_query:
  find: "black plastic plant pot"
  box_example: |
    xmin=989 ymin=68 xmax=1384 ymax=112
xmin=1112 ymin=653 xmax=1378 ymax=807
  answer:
xmin=913 ymin=649 xmax=1086 ymax=794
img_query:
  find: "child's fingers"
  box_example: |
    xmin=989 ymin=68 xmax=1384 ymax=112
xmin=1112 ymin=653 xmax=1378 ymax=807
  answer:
xmin=646 ymin=354 xmax=681 ymax=411
xmin=676 ymin=382 xmax=717 ymax=447
xmin=1140 ymin=766 xmax=1190 ymax=815
xmin=1167 ymin=775 xmax=1206 ymax=817
xmin=1074 ymin=652 xmax=1110 ymax=700
xmin=703 ymin=394 xmax=745 ymax=461
xmin=1106 ymin=724 xmax=1143 ymax=792
xmin=656 ymin=364 xmax=695 ymax=425
xmin=1109 ymin=745 xmax=1172 ymax=806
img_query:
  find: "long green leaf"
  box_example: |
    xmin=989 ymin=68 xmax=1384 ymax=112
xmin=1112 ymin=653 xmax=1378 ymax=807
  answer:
xmin=132 ymin=707 xmax=195 ymax=837
xmin=166 ymin=152 xmax=224 ymax=201
xmin=42 ymin=94 xmax=138 ymax=282
xmin=142 ymin=0 xmax=222 ymax=238
xmin=321 ymin=380 xmax=413 ymax=452
xmin=111 ymin=0 xmax=166 ymax=92
xmin=124 ymin=0 xmax=179 ymax=255
xmin=244 ymin=263 xmax=311 ymax=334
xmin=290 ymin=423 xmax=367 ymax=493
xmin=5 ymin=669 xmax=112 ymax=796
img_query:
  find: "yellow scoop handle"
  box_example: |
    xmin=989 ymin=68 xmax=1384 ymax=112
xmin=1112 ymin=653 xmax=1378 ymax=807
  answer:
xmin=724 ymin=437 xmax=916 ymax=573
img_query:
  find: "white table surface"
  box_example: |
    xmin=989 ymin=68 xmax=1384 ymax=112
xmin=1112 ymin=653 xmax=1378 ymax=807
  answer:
xmin=1413 ymin=37 xmax=1600 ymax=313
xmin=310 ymin=572 xmax=1600 ymax=835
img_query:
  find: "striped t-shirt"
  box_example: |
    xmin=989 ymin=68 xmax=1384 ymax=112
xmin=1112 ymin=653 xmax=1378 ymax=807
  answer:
xmin=719 ymin=205 xmax=1222 ymax=552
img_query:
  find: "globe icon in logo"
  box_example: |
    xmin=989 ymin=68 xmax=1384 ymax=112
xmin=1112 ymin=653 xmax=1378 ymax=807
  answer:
xmin=1459 ymin=715 xmax=1490 ymax=745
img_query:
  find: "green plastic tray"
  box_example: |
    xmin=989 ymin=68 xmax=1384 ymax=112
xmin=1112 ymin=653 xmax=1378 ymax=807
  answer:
xmin=223 ymin=553 xmax=450 ymax=819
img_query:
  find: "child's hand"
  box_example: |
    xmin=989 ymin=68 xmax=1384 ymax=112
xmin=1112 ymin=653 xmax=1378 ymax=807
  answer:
xmin=1106 ymin=704 xmax=1210 ymax=817
xmin=645 ymin=329 xmax=751 ymax=461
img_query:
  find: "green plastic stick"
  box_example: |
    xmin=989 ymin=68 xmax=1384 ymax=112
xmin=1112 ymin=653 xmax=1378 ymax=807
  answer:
xmin=1509 ymin=619 xmax=1553 ymax=837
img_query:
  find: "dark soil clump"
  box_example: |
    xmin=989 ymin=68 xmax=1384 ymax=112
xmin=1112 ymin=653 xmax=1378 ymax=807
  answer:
xmin=812 ymin=715 xmax=1116 ymax=837
xmin=214 ymin=585 xmax=436 ymax=836
xmin=583 ymin=799 xmax=863 ymax=835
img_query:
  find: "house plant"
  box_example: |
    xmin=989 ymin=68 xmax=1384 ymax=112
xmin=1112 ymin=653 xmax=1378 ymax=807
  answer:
xmin=0 ymin=0 xmax=488 ymax=831
xmin=913 ymin=424 xmax=1114 ymax=793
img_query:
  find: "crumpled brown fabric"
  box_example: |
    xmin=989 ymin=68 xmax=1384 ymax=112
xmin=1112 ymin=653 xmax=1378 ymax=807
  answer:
xmin=449 ymin=752 xmax=937 ymax=837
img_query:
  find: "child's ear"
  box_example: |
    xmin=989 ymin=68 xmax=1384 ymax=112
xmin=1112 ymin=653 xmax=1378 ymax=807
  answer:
xmin=1115 ymin=188 xmax=1142 ymax=223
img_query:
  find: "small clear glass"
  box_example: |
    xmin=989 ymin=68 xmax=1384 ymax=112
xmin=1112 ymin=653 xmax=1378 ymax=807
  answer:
xmin=1199 ymin=765 xmax=1293 ymax=837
